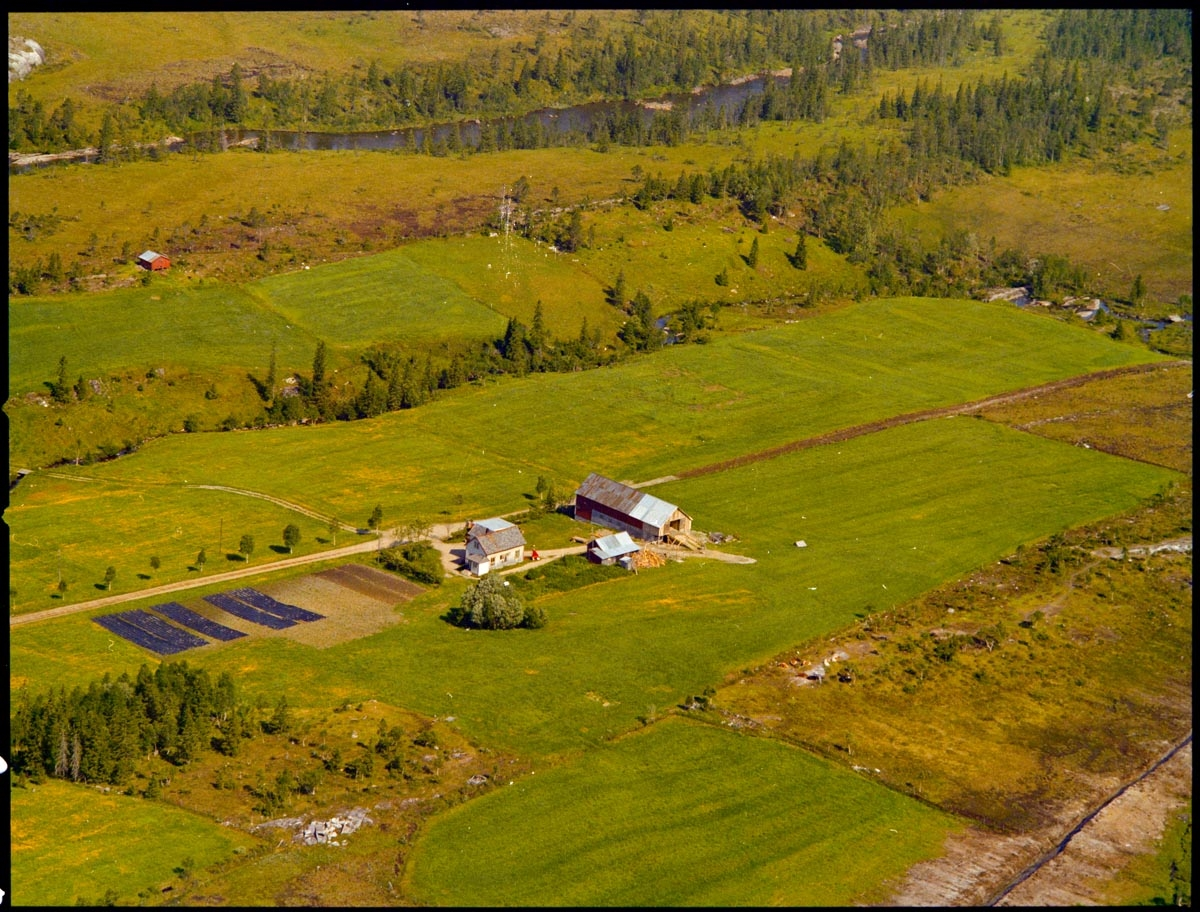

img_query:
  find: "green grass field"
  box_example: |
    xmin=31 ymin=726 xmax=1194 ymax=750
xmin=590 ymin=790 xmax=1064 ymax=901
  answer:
xmin=250 ymin=246 xmax=509 ymax=349
xmin=403 ymin=716 xmax=961 ymax=906
xmin=8 ymin=296 xmax=1168 ymax=615
xmin=7 ymin=473 xmax=346 ymax=608
xmin=10 ymin=778 xmax=259 ymax=906
xmin=11 ymin=417 xmax=1177 ymax=756
xmin=8 ymin=282 xmax=314 ymax=394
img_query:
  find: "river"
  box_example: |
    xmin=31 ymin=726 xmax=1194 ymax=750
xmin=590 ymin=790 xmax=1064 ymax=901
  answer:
xmin=9 ymin=73 xmax=790 ymax=170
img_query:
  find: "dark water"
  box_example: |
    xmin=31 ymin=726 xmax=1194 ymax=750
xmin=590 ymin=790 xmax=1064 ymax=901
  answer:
xmin=182 ymin=74 xmax=789 ymax=154
xmin=10 ymin=74 xmax=787 ymax=170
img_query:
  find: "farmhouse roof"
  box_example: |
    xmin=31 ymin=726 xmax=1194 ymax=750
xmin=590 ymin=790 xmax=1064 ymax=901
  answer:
xmin=588 ymin=531 xmax=641 ymax=561
xmin=465 ymin=525 xmax=526 ymax=557
xmin=468 ymin=517 xmax=516 ymax=538
xmin=574 ymin=473 xmax=684 ymax=528
xmin=138 ymin=250 xmax=165 ymax=261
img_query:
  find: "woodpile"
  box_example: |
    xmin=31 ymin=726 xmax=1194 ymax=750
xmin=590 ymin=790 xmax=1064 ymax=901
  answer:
xmin=632 ymin=548 xmax=667 ymax=570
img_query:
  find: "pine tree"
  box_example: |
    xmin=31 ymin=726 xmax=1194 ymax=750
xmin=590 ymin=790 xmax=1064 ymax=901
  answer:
xmin=53 ymin=355 xmax=71 ymax=403
xmin=311 ymin=340 xmax=327 ymax=393
xmin=793 ymin=232 xmax=808 ymax=269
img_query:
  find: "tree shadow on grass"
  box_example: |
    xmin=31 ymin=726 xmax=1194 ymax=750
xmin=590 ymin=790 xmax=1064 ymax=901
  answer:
xmin=269 ymin=544 xmax=290 ymax=555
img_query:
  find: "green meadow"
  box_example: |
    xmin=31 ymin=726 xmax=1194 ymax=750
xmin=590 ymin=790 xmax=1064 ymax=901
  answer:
xmin=8 ymin=296 xmax=1168 ymax=615
xmin=250 ymin=247 xmax=508 ymax=350
xmin=8 ymin=282 xmax=313 ymax=394
xmin=403 ymin=717 xmax=961 ymax=907
xmin=7 ymin=474 xmax=343 ymax=607
xmin=11 ymin=417 xmax=1177 ymax=757
xmin=10 ymin=778 xmax=258 ymax=907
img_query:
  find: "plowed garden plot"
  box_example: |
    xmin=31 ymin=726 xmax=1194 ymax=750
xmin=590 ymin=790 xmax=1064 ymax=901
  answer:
xmin=177 ymin=565 xmax=419 ymax=650
xmin=315 ymin=563 xmax=425 ymax=602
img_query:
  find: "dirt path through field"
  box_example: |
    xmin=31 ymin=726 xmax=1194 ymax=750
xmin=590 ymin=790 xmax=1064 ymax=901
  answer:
xmin=661 ymin=360 xmax=1189 ymax=483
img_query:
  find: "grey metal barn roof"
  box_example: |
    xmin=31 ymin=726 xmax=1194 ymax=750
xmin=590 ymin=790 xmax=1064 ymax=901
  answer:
xmin=575 ymin=473 xmax=682 ymax=528
xmin=589 ymin=531 xmax=641 ymax=561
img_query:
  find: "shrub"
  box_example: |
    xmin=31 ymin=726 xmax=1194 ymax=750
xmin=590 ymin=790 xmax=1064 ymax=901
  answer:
xmin=377 ymin=543 xmax=442 ymax=586
xmin=448 ymin=574 xmax=534 ymax=630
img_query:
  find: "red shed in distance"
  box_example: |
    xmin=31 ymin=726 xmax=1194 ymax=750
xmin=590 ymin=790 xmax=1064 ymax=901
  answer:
xmin=137 ymin=250 xmax=171 ymax=271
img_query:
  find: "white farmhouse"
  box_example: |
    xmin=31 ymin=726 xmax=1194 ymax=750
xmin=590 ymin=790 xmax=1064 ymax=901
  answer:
xmin=464 ymin=518 xmax=526 ymax=576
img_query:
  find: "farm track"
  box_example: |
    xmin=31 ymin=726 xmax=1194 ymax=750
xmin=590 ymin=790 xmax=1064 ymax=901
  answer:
xmin=9 ymin=533 xmax=391 ymax=627
xmin=10 ymin=361 xmax=1184 ymax=629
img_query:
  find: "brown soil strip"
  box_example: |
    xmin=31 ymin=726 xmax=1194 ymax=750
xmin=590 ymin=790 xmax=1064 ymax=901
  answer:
xmin=672 ymin=362 xmax=1187 ymax=481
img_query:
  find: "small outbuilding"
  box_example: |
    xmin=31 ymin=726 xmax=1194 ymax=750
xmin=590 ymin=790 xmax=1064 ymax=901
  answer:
xmin=573 ymin=472 xmax=692 ymax=541
xmin=136 ymin=250 xmax=171 ymax=271
xmin=464 ymin=518 xmax=525 ymax=576
xmin=586 ymin=531 xmax=641 ymax=568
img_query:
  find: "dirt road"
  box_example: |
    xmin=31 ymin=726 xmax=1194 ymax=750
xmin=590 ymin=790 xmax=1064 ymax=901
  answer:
xmin=10 ymin=532 xmax=393 ymax=627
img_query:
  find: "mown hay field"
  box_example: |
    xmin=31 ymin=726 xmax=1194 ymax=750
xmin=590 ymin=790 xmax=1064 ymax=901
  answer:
xmin=7 ymin=476 xmax=340 ymax=610
xmin=403 ymin=716 xmax=961 ymax=906
xmin=11 ymin=416 xmax=1177 ymax=757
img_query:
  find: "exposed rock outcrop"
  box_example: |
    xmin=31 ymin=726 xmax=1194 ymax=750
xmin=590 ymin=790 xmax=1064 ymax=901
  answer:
xmin=9 ymin=37 xmax=46 ymax=83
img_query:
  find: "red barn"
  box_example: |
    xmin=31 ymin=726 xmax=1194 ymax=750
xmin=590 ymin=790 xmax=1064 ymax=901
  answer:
xmin=572 ymin=473 xmax=691 ymax=541
xmin=137 ymin=250 xmax=171 ymax=271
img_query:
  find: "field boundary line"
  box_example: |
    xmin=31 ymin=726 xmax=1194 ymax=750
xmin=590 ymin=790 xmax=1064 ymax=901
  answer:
xmin=184 ymin=483 xmax=350 ymax=528
xmin=665 ymin=362 xmax=1188 ymax=483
